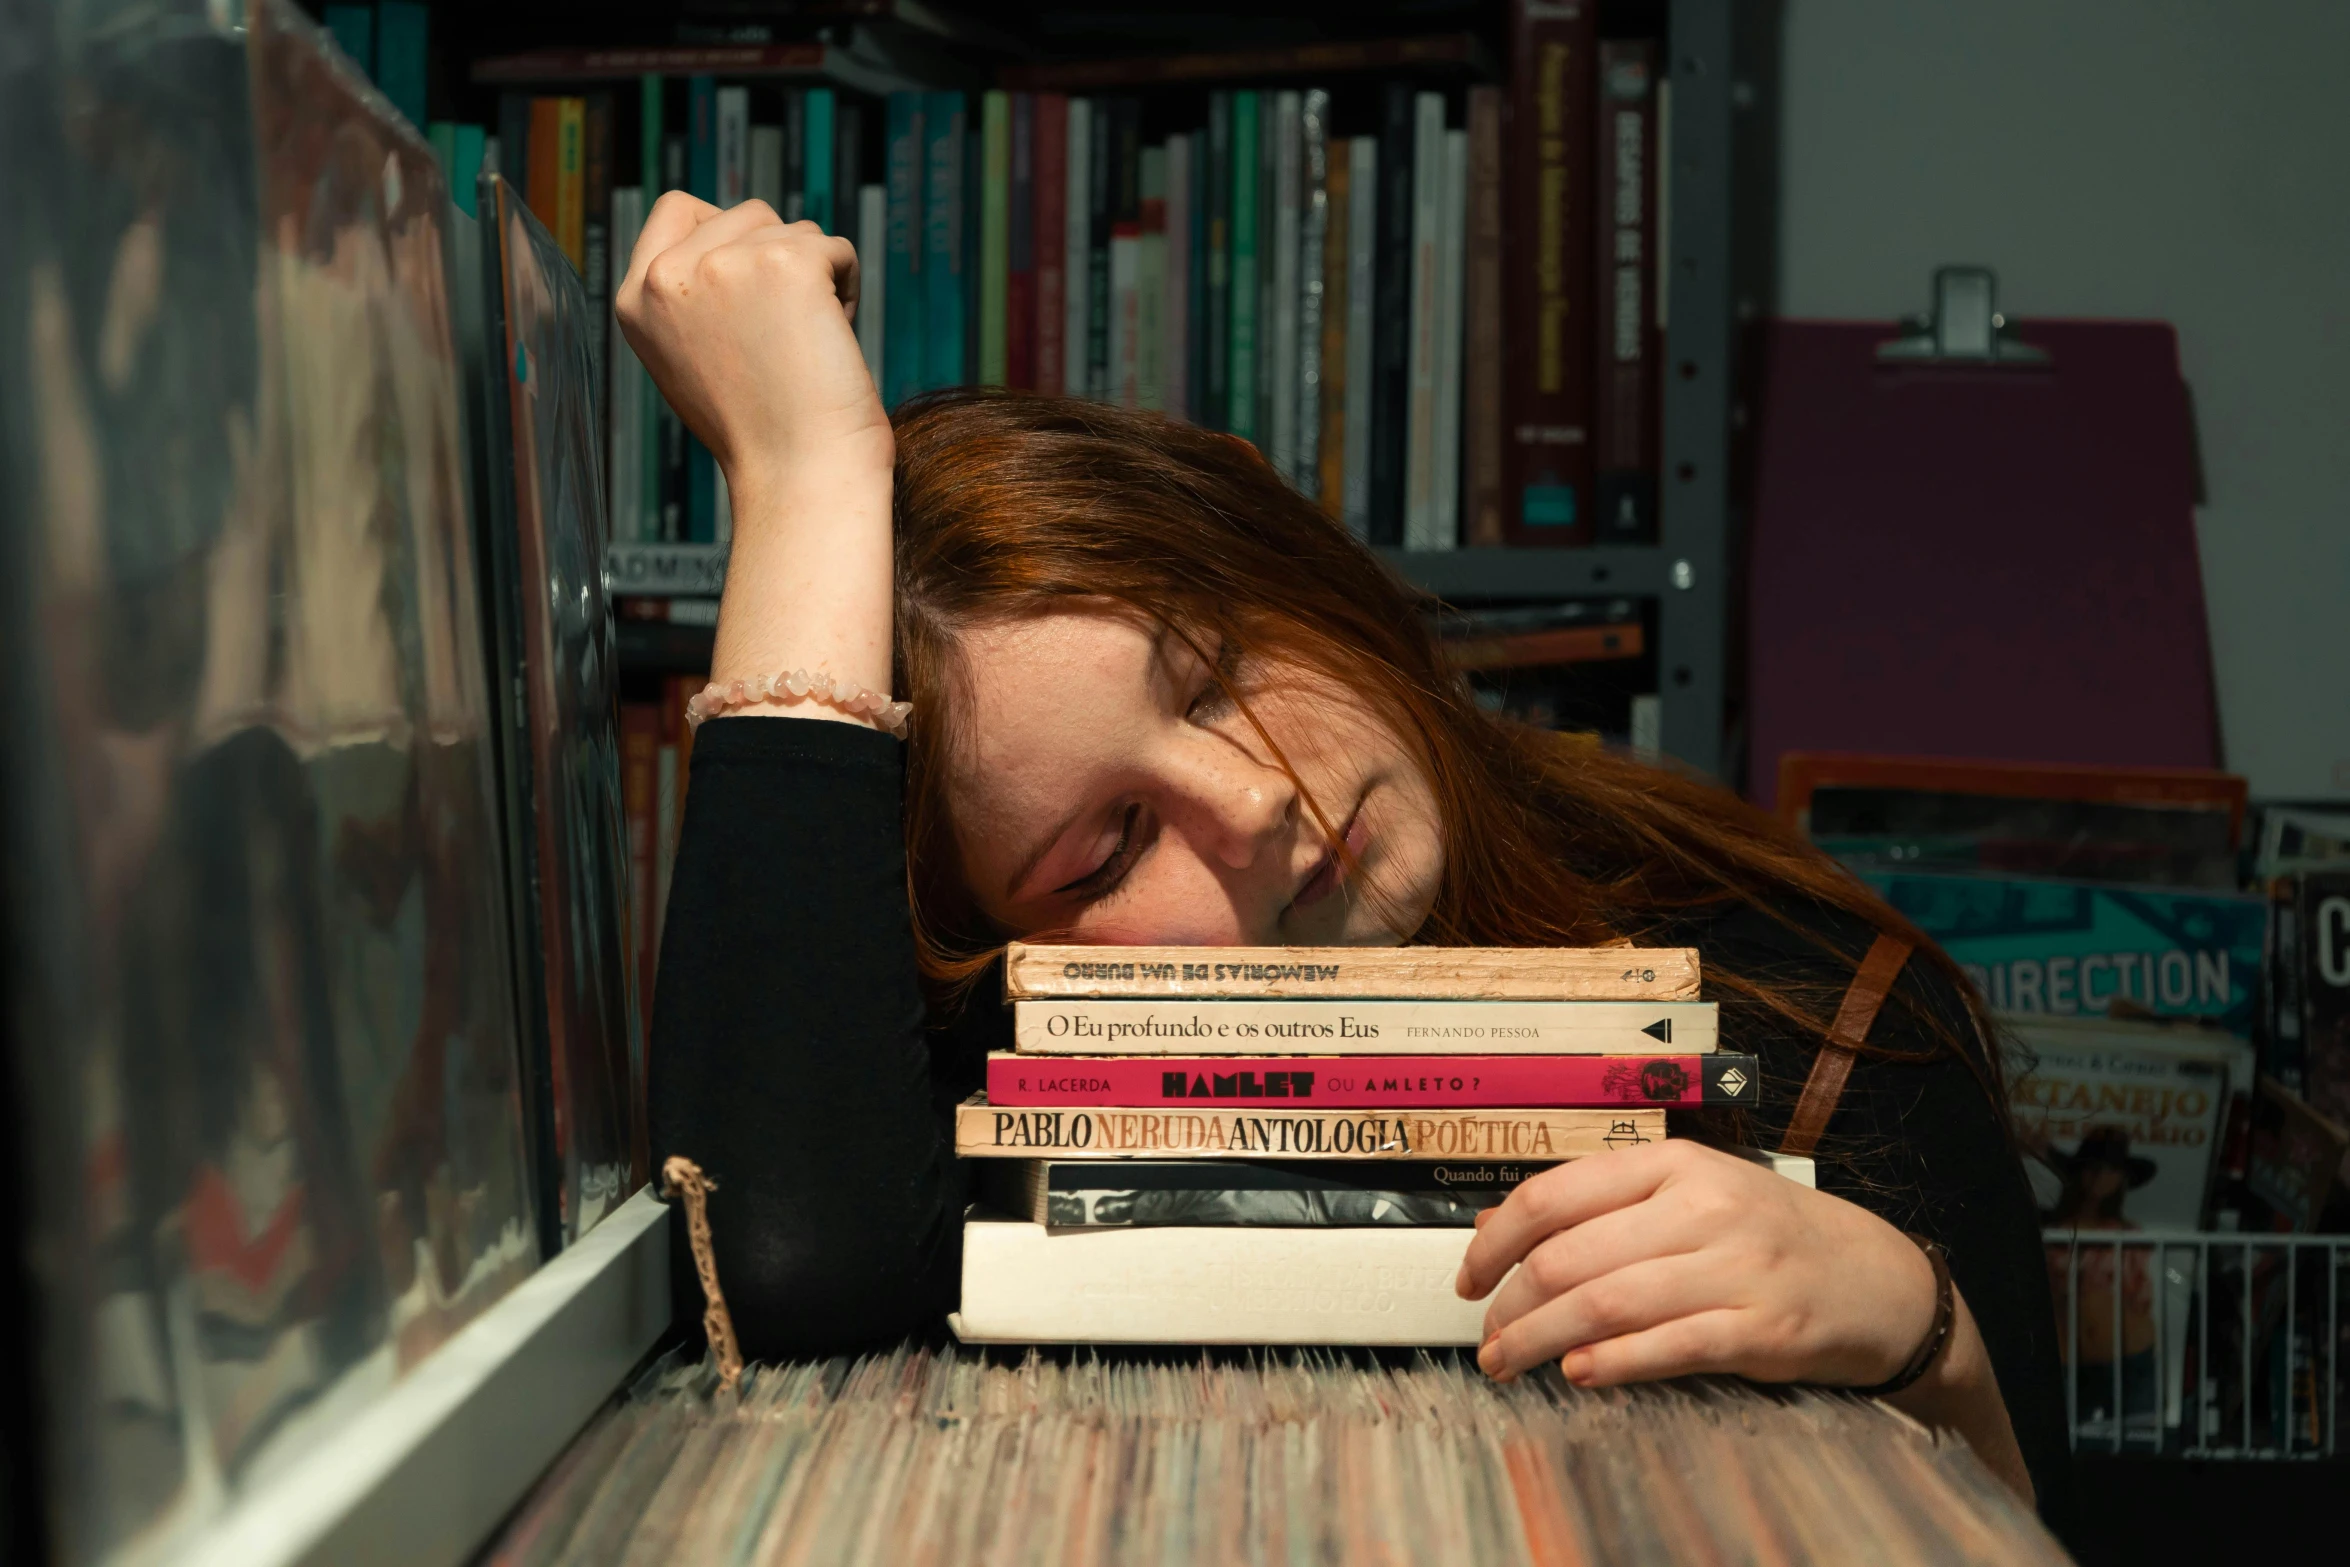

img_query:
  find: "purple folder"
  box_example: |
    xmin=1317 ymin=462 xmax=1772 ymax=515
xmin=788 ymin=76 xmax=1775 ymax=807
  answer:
xmin=1746 ymin=320 xmax=2218 ymax=810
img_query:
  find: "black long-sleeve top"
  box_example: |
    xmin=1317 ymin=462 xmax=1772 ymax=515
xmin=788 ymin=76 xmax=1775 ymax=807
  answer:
xmin=649 ymin=718 xmax=2073 ymax=1527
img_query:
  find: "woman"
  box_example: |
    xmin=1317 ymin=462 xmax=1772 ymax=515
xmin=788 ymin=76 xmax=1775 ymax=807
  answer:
xmin=619 ymin=197 xmax=2067 ymax=1515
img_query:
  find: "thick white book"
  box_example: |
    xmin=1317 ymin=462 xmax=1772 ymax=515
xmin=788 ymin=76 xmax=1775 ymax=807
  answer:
xmin=1341 ymin=136 xmax=1379 ymax=537
xmin=856 ymin=183 xmax=887 ymax=385
xmin=952 ymin=1216 xmax=1491 ymax=1345
xmin=1401 ymin=91 xmax=1446 ymax=549
xmin=1297 ymin=90 xmax=1329 ymax=488
xmin=1135 ymin=145 xmax=1166 ymax=411
xmin=1063 ymin=98 xmax=1093 ymax=398
xmin=749 ymin=123 xmax=784 ymax=216
xmin=607 ymin=186 xmax=646 ymax=543
xmin=1269 ymin=91 xmax=1303 ymax=483
xmin=1161 ymin=133 xmax=1190 ymax=419
xmin=1013 ymin=999 xmax=1719 ymax=1055
xmin=716 ymin=86 xmax=750 ymax=208
xmin=1431 ymin=128 xmax=1469 ymax=547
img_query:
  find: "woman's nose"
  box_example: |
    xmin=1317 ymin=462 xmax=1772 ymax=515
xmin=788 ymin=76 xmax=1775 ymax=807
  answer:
xmin=1190 ymin=757 xmax=1296 ymax=872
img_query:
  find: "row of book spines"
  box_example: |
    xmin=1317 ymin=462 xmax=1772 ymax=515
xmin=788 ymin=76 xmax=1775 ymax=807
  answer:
xmin=617 ymin=681 xmax=700 ymax=1054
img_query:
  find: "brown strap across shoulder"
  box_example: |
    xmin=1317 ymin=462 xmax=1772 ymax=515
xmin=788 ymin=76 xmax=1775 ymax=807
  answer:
xmin=1776 ymin=933 xmax=1914 ymax=1159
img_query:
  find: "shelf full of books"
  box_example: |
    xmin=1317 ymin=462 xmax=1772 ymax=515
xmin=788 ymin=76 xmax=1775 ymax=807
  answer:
xmin=440 ymin=1 xmax=1748 ymax=779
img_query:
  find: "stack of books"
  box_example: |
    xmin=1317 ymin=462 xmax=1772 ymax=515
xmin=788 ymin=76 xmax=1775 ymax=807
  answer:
xmin=950 ymin=942 xmax=1754 ymax=1345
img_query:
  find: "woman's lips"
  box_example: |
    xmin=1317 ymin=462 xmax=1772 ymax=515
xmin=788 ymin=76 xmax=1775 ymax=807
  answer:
xmin=1291 ymin=802 xmax=1369 ymax=911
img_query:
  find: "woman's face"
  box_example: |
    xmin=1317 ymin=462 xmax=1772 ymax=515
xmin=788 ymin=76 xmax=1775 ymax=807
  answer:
xmin=943 ymin=604 xmax=1444 ymax=946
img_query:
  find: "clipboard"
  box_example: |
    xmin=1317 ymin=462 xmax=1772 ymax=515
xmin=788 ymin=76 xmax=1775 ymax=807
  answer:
xmin=1746 ymin=271 xmax=2218 ymax=809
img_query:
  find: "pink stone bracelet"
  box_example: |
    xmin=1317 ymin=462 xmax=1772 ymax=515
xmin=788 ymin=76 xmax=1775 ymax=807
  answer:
xmin=685 ymin=668 xmax=911 ymax=737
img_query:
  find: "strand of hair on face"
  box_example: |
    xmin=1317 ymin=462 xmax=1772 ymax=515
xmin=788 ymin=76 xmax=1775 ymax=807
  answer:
xmin=661 ymin=1155 xmax=744 ymax=1395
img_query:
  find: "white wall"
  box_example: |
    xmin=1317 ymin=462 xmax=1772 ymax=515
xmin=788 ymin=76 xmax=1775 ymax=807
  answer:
xmin=1776 ymin=0 xmax=2350 ymax=799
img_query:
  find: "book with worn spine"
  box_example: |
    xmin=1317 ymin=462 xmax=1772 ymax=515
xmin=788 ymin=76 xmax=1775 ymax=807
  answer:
xmin=955 ymin=1096 xmax=1664 ymax=1159
xmin=1004 ymin=942 xmax=1701 ymax=1000
xmin=1013 ymin=999 xmax=1718 ymax=1055
xmin=986 ymin=1051 xmax=1758 ymax=1107
xmin=980 ymin=1158 xmax=1554 ymax=1228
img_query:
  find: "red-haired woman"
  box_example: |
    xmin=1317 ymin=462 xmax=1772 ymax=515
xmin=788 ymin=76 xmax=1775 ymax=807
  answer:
xmin=618 ymin=199 xmax=2065 ymax=1517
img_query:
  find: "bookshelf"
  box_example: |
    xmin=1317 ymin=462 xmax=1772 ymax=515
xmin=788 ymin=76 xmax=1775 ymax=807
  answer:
xmin=455 ymin=1 xmax=1753 ymax=781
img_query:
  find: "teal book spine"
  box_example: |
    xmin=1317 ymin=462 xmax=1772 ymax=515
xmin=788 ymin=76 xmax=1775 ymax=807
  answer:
xmin=323 ymin=4 xmax=372 ymax=74
xmin=688 ymin=75 xmax=718 ymax=541
xmin=375 ymin=0 xmax=427 ymax=127
xmin=923 ymin=91 xmax=967 ymax=390
xmin=639 ymin=75 xmax=665 ymax=535
xmin=1228 ymin=92 xmax=1259 ymax=440
xmin=804 ymin=89 xmax=836 ymax=232
xmin=978 ymin=91 xmax=1010 ymax=386
xmin=883 ymin=92 xmax=927 ymax=409
xmin=430 ymin=123 xmax=485 ymax=217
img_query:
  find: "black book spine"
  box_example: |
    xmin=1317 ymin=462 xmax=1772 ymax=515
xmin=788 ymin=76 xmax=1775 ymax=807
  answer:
xmin=497 ymin=89 xmax=531 ymax=189
xmin=658 ymin=132 xmax=688 ymax=542
xmin=582 ymin=91 xmax=613 ymax=399
xmin=783 ymin=88 xmax=806 ymax=220
xmin=1204 ymin=92 xmax=1231 ymax=430
xmin=1367 ymin=83 xmax=1416 ymax=547
xmin=835 ymin=101 xmax=865 ymax=250
xmin=1086 ymin=100 xmax=1112 ymax=399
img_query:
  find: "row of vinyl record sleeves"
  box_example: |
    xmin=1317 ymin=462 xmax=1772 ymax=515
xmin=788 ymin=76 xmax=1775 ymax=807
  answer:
xmin=464 ymin=33 xmax=1666 ymax=555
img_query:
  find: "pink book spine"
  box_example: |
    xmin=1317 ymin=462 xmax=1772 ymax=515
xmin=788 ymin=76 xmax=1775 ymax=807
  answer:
xmin=985 ymin=1052 xmax=1752 ymax=1109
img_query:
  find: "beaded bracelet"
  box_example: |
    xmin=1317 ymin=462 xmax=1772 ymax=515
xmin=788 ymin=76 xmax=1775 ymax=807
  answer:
xmin=685 ymin=668 xmax=912 ymax=737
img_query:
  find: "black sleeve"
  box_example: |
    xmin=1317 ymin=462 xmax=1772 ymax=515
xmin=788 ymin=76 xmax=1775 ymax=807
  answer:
xmin=1685 ymin=902 xmax=2075 ymax=1534
xmin=647 ymin=718 xmax=974 ymax=1357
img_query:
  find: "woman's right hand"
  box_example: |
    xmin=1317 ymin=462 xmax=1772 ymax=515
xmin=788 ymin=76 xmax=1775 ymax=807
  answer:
xmin=615 ymin=193 xmax=892 ymax=496
xmin=615 ymin=194 xmax=898 ymax=716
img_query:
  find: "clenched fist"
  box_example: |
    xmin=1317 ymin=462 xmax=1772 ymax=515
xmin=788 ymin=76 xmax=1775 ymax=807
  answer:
xmin=615 ymin=193 xmax=893 ymax=503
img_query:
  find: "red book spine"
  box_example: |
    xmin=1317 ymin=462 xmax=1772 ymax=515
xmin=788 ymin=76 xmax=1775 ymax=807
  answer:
xmin=1593 ymin=39 xmax=1660 ymax=544
xmin=1033 ymin=94 xmax=1068 ymax=396
xmin=986 ymin=1053 xmax=1750 ymax=1108
xmin=1501 ymin=0 xmax=1598 ymax=546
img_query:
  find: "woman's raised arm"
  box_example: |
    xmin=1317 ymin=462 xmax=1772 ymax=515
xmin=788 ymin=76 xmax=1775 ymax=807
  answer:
xmin=616 ymin=193 xmax=895 ymax=713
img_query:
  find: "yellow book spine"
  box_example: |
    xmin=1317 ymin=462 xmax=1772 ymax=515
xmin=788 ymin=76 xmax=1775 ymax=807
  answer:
xmin=557 ymin=96 xmax=586 ymax=271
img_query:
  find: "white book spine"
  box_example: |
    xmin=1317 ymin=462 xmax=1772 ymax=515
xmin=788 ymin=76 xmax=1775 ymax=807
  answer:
xmin=1063 ymin=99 xmax=1093 ymax=399
xmin=954 ymin=1220 xmax=1488 ymax=1346
xmin=1431 ymin=128 xmax=1469 ymax=549
xmin=1402 ymin=92 xmax=1445 ymax=549
xmin=1012 ymin=998 xmax=1720 ymax=1055
xmin=608 ymin=186 xmax=646 ymax=543
xmin=1109 ymin=229 xmax=1139 ymax=406
xmin=1136 ymin=145 xmax=1166 ymax=411
xmin=716 ymin=87 xmax=750 ymax=208
xmin=1161 ymin=133 xmax=1190 ymax=420
xmin=749 ymin=124 xmax=784 ymax=216
xmin=1296 ymin=90 xmax=1329 ymax=492
xmin=1341 ymin=137 xmax=1378 ymax=537
xmin=857 ymin=183 xmax=887 ymax=388
xmin=1269 ymin=91 xmax=1303 ymax=484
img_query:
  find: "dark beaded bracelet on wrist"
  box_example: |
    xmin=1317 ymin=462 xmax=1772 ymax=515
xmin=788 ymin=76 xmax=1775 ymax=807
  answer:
xmin=1857 ymin=1232 xmax=1955 ymax=1398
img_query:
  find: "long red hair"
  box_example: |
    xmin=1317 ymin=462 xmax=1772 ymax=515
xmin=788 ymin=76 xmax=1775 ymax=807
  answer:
xmin=890 ymin=392 xmax=2004 ymax=1125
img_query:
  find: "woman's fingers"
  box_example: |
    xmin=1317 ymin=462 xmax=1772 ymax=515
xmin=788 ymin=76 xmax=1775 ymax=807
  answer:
xmin=1559 ymin=1309 xmax=1754 ymax=1388
xmin=619 ymin=189 xmax=722 ymax=301
xmin=1456 ymin=1141 xmax=1687 ymax=1300
xmin=1474 ymin=1198 xmax=1703 ymax=1346
xmin=1477 ymin=1251 xmax=1738 ymax=1381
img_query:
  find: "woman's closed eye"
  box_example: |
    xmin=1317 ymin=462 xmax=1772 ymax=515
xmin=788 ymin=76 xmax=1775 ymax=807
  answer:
xmin=1183 ymin=636 xmax=1241 ymax=724
xmin=1054 ymin=802 xmax=1150 ymax=899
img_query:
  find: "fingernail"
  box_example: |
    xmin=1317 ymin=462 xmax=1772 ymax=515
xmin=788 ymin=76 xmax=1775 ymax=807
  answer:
xmin=1561 ymin=1349 xmax=1595 ymax=1385
xmin=1477 ymin=1341 xmax=1500 ymax=1376
xmin=1454 ymin=1265 xmax=1471 ymax=1298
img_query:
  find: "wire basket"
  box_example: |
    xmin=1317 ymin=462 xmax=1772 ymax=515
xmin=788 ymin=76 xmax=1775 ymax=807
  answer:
xmin=2045 ymin=1230 xmax=2348 ymax=1459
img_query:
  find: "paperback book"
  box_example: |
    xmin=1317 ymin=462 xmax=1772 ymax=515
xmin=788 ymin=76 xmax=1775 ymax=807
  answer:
xmin=980 ymin=1158 xmax=1554 ymax=1228
xmin=984 ymin=1051 xmax=1758 ymax=1108
xmin=955 ymin=1096 xmax=1663 ymax=1161
xmin=1012 ymin=999 xmax=1718 ymax=1055
xmin=1004 ymin=942 xmax=1702 ymax=1000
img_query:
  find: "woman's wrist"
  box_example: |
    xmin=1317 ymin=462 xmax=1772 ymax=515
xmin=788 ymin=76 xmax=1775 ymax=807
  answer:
xmin=709 ymin=453 xmax=896 ymax=709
